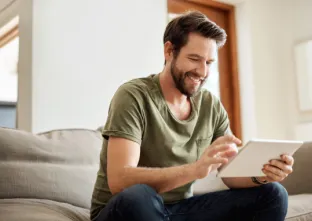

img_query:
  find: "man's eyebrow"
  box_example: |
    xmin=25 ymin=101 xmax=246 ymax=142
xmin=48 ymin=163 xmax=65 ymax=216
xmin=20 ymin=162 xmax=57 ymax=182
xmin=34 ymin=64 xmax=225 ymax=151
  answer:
xmin=188 ymin=54 xmax=215 ymax=62
xmin=188 ymin=53 xmax=204 ymax=59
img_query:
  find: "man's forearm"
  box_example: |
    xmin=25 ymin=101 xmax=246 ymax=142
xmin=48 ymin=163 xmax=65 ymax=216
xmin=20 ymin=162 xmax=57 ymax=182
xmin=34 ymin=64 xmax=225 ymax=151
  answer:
xmin=110 ymin=163 xmax=198 ymax=195
xmin=222 ymin=177 xmax=267 ymax=189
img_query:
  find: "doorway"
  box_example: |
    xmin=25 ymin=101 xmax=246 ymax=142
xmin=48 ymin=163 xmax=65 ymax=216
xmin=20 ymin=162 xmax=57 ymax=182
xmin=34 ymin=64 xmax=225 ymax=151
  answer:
xmin=168 ymin=0 xmax=242 ymax=140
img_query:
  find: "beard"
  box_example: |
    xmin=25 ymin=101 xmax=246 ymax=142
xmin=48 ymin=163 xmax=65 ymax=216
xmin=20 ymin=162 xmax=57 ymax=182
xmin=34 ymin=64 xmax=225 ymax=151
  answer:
xmin=170 ymin=59 xmax=207 ymax=97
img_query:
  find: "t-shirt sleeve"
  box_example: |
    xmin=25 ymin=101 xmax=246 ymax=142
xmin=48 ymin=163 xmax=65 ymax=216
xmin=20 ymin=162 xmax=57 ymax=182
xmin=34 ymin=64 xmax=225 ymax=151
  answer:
xmin=102 ymin=83 xmax=145 ymax=145
xmin=212 ymin=98 xmax=232 ymax=142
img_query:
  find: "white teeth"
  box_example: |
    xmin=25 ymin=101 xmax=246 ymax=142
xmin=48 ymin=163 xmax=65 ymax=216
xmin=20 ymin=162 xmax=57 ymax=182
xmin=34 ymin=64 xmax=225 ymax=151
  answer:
xmin=186 ymin=73 xmax=204 ymax=83
xmin=188 ymin=75 xmax=201 ymax=83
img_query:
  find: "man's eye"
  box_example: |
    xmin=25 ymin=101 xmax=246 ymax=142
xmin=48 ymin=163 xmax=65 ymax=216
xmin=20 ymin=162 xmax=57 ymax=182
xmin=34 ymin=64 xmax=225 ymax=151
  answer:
xmin=206 ymin=61 xmax=212 ymax=65
xmin=189 ymin=58 xmax=199 ymax=62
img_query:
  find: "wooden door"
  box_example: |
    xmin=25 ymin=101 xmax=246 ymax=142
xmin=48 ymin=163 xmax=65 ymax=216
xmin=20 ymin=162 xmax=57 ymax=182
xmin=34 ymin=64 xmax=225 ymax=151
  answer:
xmin=168 ymin=0 xmax=242 ymax=140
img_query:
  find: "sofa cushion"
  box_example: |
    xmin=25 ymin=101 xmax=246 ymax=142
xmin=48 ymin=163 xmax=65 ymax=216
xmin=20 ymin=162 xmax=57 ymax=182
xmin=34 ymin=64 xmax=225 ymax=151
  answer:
xmin=280 ymin=142 xmax=312 ymax=195
xmin=0 ymin=198 xmax=89 ymax=221
xmin=0 ymin=127 xmax=102 ymax=209
xmin=286 ymin=194 xmax=312 ymax=220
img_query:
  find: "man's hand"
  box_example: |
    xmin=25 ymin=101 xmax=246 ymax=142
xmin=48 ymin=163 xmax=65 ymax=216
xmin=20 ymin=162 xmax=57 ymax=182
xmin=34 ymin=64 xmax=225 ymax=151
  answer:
xmin=259 ymin=154 xmax=294 ymax=182
xmin=195 ymin=135 xmax=241 ymax=179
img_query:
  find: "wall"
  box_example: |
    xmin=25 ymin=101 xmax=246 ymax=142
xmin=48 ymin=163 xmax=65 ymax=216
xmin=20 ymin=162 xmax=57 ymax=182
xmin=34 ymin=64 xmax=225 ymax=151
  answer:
xmin=233 ymin=0 xmax=312 ymax=142
xmin=234 ymin=0 xmax=258 ymax=143
xmin=249 ymin=0 xmax=291 ymax=140
xmin=17 ymin=0 xmax=167 ymax=133
xmin=288 ymin=0 xmax=312 ymax=141
xmin=232 ymin=0 xmax=289 ymax=141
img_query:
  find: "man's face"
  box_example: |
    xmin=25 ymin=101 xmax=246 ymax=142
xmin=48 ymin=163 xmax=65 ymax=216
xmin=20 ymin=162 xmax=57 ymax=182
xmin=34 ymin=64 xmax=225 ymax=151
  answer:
xmin=170 ymin=32 xmax=217 ymax=97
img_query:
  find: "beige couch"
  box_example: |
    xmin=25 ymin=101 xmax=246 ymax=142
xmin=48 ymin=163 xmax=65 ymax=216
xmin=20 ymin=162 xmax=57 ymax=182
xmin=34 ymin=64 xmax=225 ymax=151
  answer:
xmin=0 ymin=127 xmax=311 ymax=220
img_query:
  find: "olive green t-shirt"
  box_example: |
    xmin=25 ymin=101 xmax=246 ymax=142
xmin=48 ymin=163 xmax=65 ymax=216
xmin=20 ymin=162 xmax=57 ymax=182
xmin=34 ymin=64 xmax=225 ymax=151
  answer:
xmin=90 ymin=73 xmax=230 ymax=220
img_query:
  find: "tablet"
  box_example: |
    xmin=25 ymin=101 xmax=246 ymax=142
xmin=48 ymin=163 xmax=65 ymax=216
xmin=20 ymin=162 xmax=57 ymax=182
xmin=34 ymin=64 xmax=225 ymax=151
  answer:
xmin=217 ymin=139 xmax=304 ymax=177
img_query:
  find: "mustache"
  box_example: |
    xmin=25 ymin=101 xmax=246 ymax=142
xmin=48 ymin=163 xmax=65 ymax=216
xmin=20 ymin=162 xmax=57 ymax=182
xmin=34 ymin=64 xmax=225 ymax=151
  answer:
xmin=185 ymin=72 xmax=206 ymax=81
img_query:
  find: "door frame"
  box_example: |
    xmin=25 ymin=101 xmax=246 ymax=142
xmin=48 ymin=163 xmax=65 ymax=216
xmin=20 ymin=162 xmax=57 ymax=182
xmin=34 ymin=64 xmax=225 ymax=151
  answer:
xmin=168 ymin=0 xmax=242 ymax=140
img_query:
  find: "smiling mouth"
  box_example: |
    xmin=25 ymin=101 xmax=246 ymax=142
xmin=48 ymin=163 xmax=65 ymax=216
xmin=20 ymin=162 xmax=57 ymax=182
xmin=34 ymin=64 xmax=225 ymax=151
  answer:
xmin=186 ymin=72 xmax=204 ymax=83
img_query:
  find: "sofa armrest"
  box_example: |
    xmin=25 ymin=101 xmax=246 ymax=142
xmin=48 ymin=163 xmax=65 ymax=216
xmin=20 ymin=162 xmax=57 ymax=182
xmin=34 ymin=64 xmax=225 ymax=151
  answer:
xmin=280 ymin=142 xmax=312 ymax=195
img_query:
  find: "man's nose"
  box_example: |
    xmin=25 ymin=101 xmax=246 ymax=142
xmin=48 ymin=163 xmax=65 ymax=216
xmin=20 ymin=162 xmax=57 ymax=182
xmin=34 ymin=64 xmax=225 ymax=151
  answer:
xmin=197 ymin=61 xmax=209 ymax=78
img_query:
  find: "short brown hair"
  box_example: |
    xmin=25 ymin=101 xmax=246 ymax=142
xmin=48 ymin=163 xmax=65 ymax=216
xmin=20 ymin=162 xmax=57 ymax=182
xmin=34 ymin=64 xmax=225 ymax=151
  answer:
xmin=164 ymin=11 xmax=227 ymax=56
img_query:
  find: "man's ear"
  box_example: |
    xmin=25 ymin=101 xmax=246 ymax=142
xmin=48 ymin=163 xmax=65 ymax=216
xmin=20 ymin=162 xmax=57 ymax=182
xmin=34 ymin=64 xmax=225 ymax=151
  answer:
xmin=164 ymin=41 xmax=174 ymax=64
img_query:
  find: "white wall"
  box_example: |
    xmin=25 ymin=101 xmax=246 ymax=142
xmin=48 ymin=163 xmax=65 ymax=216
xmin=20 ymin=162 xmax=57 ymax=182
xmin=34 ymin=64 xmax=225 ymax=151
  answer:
xmin=234 ymin=1 xmax=258 ymax=143
xmin=249 ymin=0 xmax=291 ymax=140
xmin=233 ymin=0 xmax=289 ymax=141
xmin=234 ymin=0 xmax=312 ymax=142
xmin=17 ymin=0 xmax=167 ymax=133
xmin=288 ymin=0 xmax=312 ymax=141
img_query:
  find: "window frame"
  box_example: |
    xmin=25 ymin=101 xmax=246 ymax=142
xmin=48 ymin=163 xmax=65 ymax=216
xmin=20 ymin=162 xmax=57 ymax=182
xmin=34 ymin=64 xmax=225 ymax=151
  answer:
xmin=0 ymin=23 xmax=18 ymax=48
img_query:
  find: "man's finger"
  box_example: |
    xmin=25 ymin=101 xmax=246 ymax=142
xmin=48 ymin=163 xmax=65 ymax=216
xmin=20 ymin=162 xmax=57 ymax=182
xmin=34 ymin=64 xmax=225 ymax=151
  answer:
xmin=210 ymin=156 xmax=228 ymax=165
xmin=269 ymin=160 xmax=293 ymax=174
xmin=219 ymin=149 xmax=238 ymax=158
xmin=206 ymin=144 xmax=232 ymax=157
xmin=264 ymin=165 xmax=287 ymax=178
xmin=262 ymin=168 xmax=283 ymax=182
xmin=281 ymin=155 xmax=294 ymax=166
xmin=213 ymin=134 xmax=241 ymax=146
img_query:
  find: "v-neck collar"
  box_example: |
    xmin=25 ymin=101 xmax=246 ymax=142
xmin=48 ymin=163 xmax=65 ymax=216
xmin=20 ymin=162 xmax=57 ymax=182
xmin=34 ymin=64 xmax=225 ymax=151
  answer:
xmin=151 ymin=73 xmax=198 ymax=124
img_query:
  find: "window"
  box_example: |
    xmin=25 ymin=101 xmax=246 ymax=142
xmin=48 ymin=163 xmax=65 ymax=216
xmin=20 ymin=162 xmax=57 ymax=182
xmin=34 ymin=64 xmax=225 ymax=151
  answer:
xmin=0 ymin=16 xmax=18 ymax=102
xmin=0 ymin=16 xmax=19 ymax=128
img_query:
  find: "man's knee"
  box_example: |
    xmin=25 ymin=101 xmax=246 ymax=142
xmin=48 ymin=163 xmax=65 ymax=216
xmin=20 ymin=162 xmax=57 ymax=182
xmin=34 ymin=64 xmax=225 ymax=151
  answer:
xmin=114 ymin=184 xmax=163 ymax=209
xmin=259 ymin=182 xmax=288 ymax=212
xmin=261 ymin=182 xmax=288 ymax=201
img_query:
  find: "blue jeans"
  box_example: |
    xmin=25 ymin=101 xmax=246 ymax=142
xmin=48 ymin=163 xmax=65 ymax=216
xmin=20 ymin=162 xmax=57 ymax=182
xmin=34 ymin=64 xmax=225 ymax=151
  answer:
xmin=94 ymin=182 xmax=288 ymax=221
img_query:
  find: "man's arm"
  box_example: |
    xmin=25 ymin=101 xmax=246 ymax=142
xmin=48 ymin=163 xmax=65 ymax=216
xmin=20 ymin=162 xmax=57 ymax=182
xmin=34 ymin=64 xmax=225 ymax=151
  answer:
xmin=222 ymin=177 xmax=265 ymax=188
xmin=107 ymin=136 xmax=236 ymax=195
xmin=107 ymin=137 xmax=198 ymax=194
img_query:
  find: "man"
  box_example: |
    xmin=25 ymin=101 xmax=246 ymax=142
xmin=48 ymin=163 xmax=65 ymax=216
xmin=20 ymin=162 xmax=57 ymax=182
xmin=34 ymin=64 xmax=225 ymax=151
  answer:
xmin=91 ymin=11 xmax=293 ymax=221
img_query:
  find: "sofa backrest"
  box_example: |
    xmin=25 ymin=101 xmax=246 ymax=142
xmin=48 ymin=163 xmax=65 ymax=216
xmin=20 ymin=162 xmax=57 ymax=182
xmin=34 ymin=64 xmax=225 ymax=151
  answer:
xmin=280 ymin=141 xmax=312 ymax=195
xmin=0 ymin=127 xmax=102 ymax=209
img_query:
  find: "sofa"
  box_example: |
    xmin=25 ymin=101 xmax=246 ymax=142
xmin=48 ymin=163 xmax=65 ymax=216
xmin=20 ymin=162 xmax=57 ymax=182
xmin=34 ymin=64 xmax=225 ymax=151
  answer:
xmin=0 ymin=127 xmax=311 ymax=220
